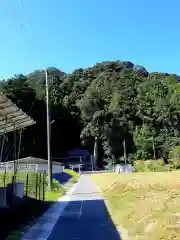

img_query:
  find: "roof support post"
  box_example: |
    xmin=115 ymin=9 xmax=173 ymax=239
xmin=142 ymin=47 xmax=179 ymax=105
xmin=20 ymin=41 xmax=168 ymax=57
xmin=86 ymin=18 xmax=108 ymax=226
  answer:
xmin=13 ymin=122 xmax=17 ymax=176
xmin=0 ymin=117 xmax=7 ymax=162
xmin=17 ymin=129 xmax=23 ymax=160
xmin=15 ymin=129 xmax=23 ymax=175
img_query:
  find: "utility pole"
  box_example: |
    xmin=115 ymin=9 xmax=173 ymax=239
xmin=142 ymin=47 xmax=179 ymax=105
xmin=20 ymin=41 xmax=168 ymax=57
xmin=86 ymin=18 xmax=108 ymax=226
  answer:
xmin=91 ymin=154 xmax=94 ymax=171
xmin=45 ymin=69 xmax=52 ymax=191
xmin=94 ymin=136 xmax=98 ymax=170
xmin=123 ymin=140 xmax=127 ymax=165
xmin=152 ymin=136 xmax=156 ymax=159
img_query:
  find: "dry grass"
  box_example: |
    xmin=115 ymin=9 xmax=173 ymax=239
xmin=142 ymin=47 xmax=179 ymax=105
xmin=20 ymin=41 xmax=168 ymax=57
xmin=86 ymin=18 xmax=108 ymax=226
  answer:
xmin=93 ymin=172 xmax=180 ymax=240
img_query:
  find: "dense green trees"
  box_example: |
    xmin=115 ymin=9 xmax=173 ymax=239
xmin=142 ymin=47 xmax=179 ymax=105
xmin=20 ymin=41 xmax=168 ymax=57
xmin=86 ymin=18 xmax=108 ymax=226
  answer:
xmin=1 ymin=61 xmax=180 ymax=164
xmin=0 ymin=69 xmax=81 ymax=161
xmin=58 ymin=61 xmax=180 ymax=163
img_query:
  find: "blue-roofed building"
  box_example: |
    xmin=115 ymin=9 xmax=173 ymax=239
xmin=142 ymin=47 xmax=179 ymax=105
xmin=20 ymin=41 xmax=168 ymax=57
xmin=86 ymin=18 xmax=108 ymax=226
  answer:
xmin=68 ymin=149 xmax=89 ymax=157
xmin=67 ymin=149 xmax=91 ymax=170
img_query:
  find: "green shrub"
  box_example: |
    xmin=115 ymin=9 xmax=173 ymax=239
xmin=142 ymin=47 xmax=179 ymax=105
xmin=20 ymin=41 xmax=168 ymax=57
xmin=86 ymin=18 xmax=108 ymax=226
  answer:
xmin=52 ymin=179 xmax=62 ymax=191
xmin=133 ymin=161 xmax=147 ymax=172
xmin=133 ymin=159 xmax=171 ymax=172
xmin=158 ymin=159 xmax=165 ymax=166
xmin=44 ymin=177 xmax=63 ymax=192
xmin=169 ymin=145 xmax=180 ymax=159
xmin=64 ymin=169 xmax=80 ymax=183
xmin=169 ymin=159 xmax=180 ymax=169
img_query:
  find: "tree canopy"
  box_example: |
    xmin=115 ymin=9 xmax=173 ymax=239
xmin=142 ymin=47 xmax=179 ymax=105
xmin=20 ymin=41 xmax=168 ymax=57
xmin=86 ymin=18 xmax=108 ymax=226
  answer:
xmin=1 ymin=61 xmax=180 ymax=164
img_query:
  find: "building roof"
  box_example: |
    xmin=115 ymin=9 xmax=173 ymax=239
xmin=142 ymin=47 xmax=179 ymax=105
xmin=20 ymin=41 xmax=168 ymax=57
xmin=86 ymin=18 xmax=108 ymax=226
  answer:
xmin=68 ymin=149 xmax=89 ymax=157
xmin=0 ymin=93 xmax=35 ymax=134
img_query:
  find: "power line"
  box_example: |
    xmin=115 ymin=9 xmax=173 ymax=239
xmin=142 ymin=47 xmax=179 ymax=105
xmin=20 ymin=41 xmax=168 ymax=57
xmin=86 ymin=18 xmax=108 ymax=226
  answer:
xmin=7 ymin=0 xmax=53 ymax=189
xmin=7 ymin=0 xmax=32 ymax=46
xmin=20 ymin=0 xmax=34 ymax=33
xmin=7 ymin=1 xmax=46 ymax=115
xmin=19 ymin=0 xmax=45 ymax=58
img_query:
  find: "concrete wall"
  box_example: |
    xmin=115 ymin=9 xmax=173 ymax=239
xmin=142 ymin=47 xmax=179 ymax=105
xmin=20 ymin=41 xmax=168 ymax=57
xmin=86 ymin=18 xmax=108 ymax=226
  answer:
xmin=115 ymin=164 xmax=132 ymax=173
xmin=37 ymin=164 xmax=64 ymax=173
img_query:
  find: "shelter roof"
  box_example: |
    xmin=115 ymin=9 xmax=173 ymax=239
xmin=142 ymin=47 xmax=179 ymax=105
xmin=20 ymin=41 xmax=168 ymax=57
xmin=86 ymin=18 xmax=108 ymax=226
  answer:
xmin=0 ymin=93 xmax=35 ymax=134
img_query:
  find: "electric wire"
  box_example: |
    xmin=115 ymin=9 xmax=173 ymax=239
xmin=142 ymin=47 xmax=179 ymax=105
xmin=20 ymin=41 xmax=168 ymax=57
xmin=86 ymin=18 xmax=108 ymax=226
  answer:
xmin=4 ymin=1 xmax=52 ymax=169
xmin=8 ymin=0 xmax=46 ymax=115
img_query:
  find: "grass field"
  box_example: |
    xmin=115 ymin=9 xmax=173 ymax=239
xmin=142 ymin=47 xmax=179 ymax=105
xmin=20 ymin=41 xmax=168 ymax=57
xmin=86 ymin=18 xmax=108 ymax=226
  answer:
xmin=93 ymin=172 xmax=180 ymax=240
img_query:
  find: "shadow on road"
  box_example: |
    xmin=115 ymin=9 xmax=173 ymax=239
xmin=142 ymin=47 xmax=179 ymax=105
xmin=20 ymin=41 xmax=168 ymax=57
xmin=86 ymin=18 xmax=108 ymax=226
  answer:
xmin=48 ymin=199 xmax=121 ymax=240
xmin=0 ymin=197 xmax=49 ymax=240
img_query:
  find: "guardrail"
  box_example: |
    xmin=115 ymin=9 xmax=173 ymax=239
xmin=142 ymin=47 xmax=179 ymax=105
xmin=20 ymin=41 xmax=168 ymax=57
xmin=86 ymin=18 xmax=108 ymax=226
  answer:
xmin=0 ymin=163 xmax=38 ymax=172
xmin=0 ymin=163 xmax=64 ymax=173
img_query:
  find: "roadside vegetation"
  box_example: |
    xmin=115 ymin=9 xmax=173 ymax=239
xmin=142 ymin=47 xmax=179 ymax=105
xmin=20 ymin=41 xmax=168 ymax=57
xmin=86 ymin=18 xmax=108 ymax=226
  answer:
xmin=93 ymin=172 xmax=180 ymax=240
xmin=45 ymin=169 xmax=80 ymax=201
xmin=3 ymin=169 xmax=79 ymax=240
xmin=0 ymin=169 xmax=79 ymax=201
xmin=133 ymin=158 xmax=180 ymax=172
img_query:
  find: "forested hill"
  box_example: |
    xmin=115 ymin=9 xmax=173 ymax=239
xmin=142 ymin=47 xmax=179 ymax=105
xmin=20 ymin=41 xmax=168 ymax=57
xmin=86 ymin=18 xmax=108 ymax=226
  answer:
xmin=1 ymin=61 xmax=180 ymax=163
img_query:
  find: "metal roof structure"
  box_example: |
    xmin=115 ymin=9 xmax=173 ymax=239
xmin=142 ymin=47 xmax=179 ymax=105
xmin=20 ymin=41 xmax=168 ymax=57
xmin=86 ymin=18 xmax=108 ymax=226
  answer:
xmin=0 ymin=93 xmax=35 ymax=135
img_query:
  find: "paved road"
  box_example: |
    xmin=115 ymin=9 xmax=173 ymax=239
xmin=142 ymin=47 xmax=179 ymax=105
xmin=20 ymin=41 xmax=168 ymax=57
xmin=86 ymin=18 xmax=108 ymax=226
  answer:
xmin=48 ymin=175 xmax=121 ymax=240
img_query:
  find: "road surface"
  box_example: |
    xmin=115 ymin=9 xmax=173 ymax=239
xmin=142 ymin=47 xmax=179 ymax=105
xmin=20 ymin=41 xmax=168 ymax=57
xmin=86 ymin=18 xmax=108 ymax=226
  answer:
xmin=48 ymin=174 xmax=121 ymax=240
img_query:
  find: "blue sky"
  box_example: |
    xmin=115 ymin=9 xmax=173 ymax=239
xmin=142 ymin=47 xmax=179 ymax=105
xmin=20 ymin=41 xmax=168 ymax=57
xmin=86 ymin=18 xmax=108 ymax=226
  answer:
xmin=0 ymin=0 xmax=180 ymax=79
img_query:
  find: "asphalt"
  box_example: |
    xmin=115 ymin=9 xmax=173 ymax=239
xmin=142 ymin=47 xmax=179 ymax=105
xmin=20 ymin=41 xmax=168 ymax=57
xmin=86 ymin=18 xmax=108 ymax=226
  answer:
xmin=48 ymin=174 xmax=121 ymax=240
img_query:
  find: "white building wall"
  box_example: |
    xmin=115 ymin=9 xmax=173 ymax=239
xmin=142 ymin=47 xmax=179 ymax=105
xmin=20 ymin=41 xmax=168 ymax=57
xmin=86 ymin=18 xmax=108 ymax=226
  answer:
xmin=37 ymin=164 xmax=64 ymax=173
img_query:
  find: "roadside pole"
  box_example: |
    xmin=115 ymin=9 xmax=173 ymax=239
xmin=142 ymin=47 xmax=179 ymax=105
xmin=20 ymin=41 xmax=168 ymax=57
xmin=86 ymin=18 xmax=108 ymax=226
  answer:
xmin=45 ymin=69 xmax=52 ymax=191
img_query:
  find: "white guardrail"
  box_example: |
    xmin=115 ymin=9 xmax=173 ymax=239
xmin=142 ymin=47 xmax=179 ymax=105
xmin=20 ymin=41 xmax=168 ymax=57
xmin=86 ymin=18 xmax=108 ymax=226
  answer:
xmin=0 ymin=163 xmax=38 ymax=172
xmin=0 ymin=163 xmax=64 ymax=173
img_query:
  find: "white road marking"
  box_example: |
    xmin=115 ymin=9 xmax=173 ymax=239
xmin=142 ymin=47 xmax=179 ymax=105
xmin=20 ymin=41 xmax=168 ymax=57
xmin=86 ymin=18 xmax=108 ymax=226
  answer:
xmin=78 ymin=200 xmax=83 ymax=219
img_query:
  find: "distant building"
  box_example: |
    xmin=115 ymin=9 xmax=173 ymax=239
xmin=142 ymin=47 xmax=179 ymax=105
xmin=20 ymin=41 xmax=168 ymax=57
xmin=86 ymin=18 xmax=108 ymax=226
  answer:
xmin=53 ymin=149 xmax=91 ymax=170
xmin=67 ymin=149 xmax=90 ymax=169
xmin=4 ymin=157 xmax=64 ymax=173
xmin=68 ymin=149 xmax=89 ymax=160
